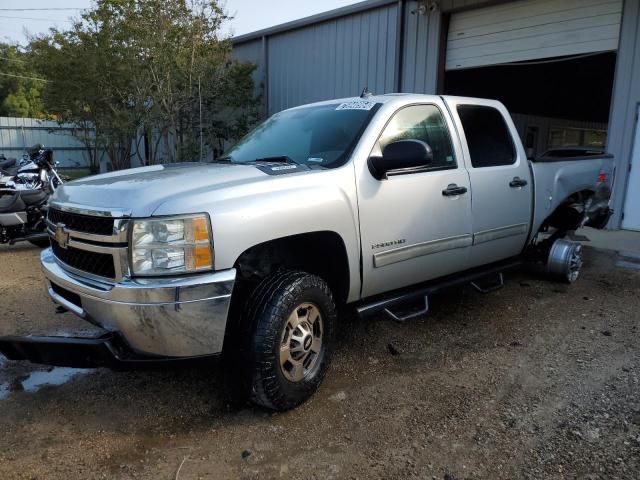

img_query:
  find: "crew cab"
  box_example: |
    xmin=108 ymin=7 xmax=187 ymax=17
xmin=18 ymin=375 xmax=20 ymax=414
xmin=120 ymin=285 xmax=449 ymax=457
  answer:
xmin=0 ymin=94 xmax=613 ymax=411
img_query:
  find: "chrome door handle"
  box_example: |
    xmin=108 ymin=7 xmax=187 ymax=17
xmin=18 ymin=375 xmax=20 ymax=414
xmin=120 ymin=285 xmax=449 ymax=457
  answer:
xmin=509 ymin=177 xmax=528 ymax=188
xmin=442 ymin=184 xmax=468 ymax=196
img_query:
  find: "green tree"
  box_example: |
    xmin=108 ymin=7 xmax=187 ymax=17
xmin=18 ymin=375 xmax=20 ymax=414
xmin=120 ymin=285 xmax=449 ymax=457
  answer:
xmin=0 ymin=43 xmax=44 ymax=117
xmin=29 ymin=0 xmax=259 ymax=171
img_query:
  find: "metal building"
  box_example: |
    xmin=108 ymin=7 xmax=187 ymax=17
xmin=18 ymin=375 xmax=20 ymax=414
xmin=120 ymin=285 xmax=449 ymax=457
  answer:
xmin=0 ymin=117 xmax=99 ymax=170
xmin=232 ymin=0 xmax=640 ymax=231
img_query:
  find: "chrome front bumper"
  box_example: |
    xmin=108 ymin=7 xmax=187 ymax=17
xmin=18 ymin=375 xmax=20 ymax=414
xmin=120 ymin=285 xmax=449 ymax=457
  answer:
xmin=41 ymin=248 xmax=235 ymax=357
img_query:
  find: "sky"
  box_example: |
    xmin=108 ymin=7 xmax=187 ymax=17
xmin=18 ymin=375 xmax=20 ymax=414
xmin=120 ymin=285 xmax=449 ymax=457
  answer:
xmin=0 ymin=0 xmax=360 ymax=45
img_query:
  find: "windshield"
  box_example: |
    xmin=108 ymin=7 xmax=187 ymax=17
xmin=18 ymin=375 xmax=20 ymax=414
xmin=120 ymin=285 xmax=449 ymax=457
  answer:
xmin=223 ymin=101 xmax=381 ymax=168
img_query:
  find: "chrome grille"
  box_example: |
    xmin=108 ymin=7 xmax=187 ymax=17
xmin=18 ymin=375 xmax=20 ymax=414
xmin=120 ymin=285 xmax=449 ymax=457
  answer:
xmin=48 ymin=208 xmax=115 ymax=236
xmin=47 ymin=204 xmax=129 ymax=281
xmin=51 ymin=240 xmax=116 ymax=279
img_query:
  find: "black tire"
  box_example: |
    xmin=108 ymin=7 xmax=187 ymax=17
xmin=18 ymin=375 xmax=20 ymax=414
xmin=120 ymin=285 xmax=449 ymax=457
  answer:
xmin=28 ymin=237 xmax=50 ymax=248
xmin=240 ymin=270 xmax=336 ymax=411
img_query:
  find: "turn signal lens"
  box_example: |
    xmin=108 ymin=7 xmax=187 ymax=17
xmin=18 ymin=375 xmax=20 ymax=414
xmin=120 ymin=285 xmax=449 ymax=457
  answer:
xmin=186 ymin=244 xmax=213 ymax=270
xmin=191 ymin=216 xmax=210 ymax=242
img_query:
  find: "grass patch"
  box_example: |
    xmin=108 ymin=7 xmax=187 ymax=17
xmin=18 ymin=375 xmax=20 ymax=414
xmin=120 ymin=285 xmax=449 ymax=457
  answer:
xmin=59 ymin=168 xmax=93 ymax=181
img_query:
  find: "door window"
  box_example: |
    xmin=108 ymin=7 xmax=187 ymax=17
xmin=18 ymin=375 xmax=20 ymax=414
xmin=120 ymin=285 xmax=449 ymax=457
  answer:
xmin=375 ymin=105 xmax=456 ymax=170
xmin=457 ymin=105 xmax=515 ymax=168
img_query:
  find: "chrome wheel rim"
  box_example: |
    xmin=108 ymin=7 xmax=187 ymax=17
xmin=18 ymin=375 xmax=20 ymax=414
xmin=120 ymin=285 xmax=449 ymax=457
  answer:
xmin=567 ymin=244 xmax=583 ymax=283
xmin=279 ymin=302 xmax=323 ymax=382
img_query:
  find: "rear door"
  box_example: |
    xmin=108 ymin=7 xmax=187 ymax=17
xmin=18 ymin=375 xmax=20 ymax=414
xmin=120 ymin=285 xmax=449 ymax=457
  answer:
xmin=444 ymin=97 xmax=533 ymax=267
xmin=356 ymin=100 xmax=473 ymax=298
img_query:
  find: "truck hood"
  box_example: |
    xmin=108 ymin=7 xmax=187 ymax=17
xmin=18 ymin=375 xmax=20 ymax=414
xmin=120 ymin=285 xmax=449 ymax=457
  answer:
xmin=50 ymin=163 xmax=273 ymax=217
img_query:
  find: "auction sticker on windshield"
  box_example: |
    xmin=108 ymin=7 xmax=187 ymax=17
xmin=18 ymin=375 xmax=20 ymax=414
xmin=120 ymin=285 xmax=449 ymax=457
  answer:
xmin=336 ymin=100 xmax=376 ymax=111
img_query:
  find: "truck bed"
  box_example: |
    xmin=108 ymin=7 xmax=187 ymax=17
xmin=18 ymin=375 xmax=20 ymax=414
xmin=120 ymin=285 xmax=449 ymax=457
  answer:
xmin=529 ymin=155 xmax=614 ymax=238
xmin=533 ymin=153 xmax=614 ymax=163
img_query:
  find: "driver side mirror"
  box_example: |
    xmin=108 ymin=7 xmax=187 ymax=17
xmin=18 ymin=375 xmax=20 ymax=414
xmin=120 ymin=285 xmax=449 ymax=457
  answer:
xmin=368 ymin=139 xmax=433 ymax=180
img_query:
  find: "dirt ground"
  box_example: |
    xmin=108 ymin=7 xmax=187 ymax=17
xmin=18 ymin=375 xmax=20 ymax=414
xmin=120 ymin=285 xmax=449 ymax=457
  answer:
xmin=0 ymin=243 xmax=639 ymax=480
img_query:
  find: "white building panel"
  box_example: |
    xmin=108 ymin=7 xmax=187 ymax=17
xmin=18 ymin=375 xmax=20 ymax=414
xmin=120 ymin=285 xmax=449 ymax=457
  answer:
xmin=622 ymin=105 xmax=640 ymax=231
xmin=446 ymin=0 xmax=623 ymax=70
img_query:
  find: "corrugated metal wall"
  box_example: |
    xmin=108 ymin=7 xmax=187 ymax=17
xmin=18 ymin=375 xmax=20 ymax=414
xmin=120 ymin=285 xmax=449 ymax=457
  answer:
xmin=230 ymin=0 xmax=519 ymax=112
xmin=607 ymin=0 xmax=640 ymax=228
xmin=234 ymin=0 xmax=502 ymax=113
xmin=232 ymin=1 xmax=449 ymax=114
xmin=0 ymin=117 xmax=98 ymax=168
xmin=401 ymin=0 xmax=441 ymax=93
xmin=232 ymin=38 xmax=265 ymax=97
xmin=265 ymin=3 xmax=398 ymax=114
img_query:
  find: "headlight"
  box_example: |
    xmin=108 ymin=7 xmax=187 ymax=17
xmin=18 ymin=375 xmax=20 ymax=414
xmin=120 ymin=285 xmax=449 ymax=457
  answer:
xmin=130 ymin=214 xmax=213 ymax=276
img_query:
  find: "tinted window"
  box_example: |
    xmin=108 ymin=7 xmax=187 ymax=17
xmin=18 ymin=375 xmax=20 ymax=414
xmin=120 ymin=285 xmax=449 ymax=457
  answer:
xmin=457 ymin=105 xmax=515 ymax=168
xmin=376 ymin=105 xmax=456 ymax=170
xmin=224 ymin=102 xmax=380 ymax=168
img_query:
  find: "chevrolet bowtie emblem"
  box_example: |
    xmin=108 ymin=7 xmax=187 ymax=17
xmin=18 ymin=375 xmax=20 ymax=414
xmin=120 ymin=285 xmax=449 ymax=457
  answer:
xmin=54 ymin=223 xmax=70 ymax=249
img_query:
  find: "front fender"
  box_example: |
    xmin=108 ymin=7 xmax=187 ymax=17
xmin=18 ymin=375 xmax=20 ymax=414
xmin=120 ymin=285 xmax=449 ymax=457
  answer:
xmin=152 ymin=168 xmax=362 ymax=302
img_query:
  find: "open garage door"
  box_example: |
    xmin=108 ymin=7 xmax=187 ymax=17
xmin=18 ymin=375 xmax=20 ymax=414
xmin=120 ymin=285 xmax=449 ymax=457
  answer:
xmin=446 ymin=0 xmax=623 ymax=71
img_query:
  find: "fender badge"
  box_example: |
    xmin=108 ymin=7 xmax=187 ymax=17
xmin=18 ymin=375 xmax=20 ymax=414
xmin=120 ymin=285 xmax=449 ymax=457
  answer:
xmin=371 ymin=239 xmax=406 ymax=250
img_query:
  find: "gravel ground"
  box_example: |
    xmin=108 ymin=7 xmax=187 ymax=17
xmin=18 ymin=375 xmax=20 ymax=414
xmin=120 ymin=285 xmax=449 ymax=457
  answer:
xmin=0 ymin=243 xmax=639 ymax=479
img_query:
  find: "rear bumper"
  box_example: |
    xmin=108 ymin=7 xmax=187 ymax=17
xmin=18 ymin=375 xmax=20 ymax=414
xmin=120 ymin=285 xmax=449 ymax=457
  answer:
xmin=39 ymin=248 xmax=235 ymax=357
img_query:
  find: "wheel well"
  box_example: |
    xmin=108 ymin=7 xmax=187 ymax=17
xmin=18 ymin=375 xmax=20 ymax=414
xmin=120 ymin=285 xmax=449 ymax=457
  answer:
xmin=232 ymin=231 xmax=351 ymax=305
xmin=541 ymin=189 xmax=595 ymax=232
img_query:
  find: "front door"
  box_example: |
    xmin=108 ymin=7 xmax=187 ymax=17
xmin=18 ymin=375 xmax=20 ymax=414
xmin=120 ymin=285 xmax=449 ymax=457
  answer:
xmin=357 ymin=101 xmax=473 ymax=298
xmin=622 ymin=105 xmax=640 ymax=231
xmin=445 ymin=98 xmax=533 ymax=267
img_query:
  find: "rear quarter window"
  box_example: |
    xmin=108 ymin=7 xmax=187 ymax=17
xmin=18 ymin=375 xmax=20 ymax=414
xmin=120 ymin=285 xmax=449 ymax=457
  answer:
xmin=457 ymin=105 xmax=515 ymax=168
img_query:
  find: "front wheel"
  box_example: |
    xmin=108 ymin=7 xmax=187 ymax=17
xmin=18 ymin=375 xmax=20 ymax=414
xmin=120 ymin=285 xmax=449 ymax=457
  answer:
xmin=243 ymin=271 xmax=336 ymax=411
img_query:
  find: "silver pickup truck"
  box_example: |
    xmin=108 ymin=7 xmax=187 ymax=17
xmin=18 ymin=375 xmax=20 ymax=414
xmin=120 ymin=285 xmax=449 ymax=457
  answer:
xmin=0 ymin=94 xmax=613 ymax=411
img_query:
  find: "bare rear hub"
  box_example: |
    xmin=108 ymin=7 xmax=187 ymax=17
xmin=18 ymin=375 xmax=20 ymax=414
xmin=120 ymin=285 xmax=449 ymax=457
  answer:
xmin=547 ymin=239 xmax=583 ymax=283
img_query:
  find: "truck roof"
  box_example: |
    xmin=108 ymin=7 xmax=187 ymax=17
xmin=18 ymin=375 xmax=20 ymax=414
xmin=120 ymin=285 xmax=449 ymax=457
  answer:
xmin=286 ymin=93 xmax=502 ymax=111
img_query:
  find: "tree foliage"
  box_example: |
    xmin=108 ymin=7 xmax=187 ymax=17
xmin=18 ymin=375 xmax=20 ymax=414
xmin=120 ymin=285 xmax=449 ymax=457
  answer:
xmin=0 ymin=43 xmax=44 ymax=118
xmin=29 ymin=0 xmax=259 ymax=171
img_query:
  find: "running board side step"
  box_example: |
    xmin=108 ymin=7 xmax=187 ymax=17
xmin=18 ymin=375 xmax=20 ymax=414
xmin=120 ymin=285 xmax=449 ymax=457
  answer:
xmin=470 ymin=272 xmax=504 ymax=294
xmin=356 ymin=258 xmax=521 ymax=321
xmin=384 ymin=296 xmax=429 ymax=322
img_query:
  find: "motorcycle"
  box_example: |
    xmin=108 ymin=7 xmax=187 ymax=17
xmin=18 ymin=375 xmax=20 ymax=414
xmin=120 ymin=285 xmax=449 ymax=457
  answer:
xmin=0 ymin=152 xmax=55 ymax=190
xmin=0 ymin=145 xmax=65 ymax=247
xmin=0 ymin=154 xmax=21 ymax=188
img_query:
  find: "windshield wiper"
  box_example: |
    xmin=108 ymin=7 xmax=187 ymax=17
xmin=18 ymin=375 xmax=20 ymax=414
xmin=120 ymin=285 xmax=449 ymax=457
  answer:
xmin=214 ymin=155 xmax=299 ymax=165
